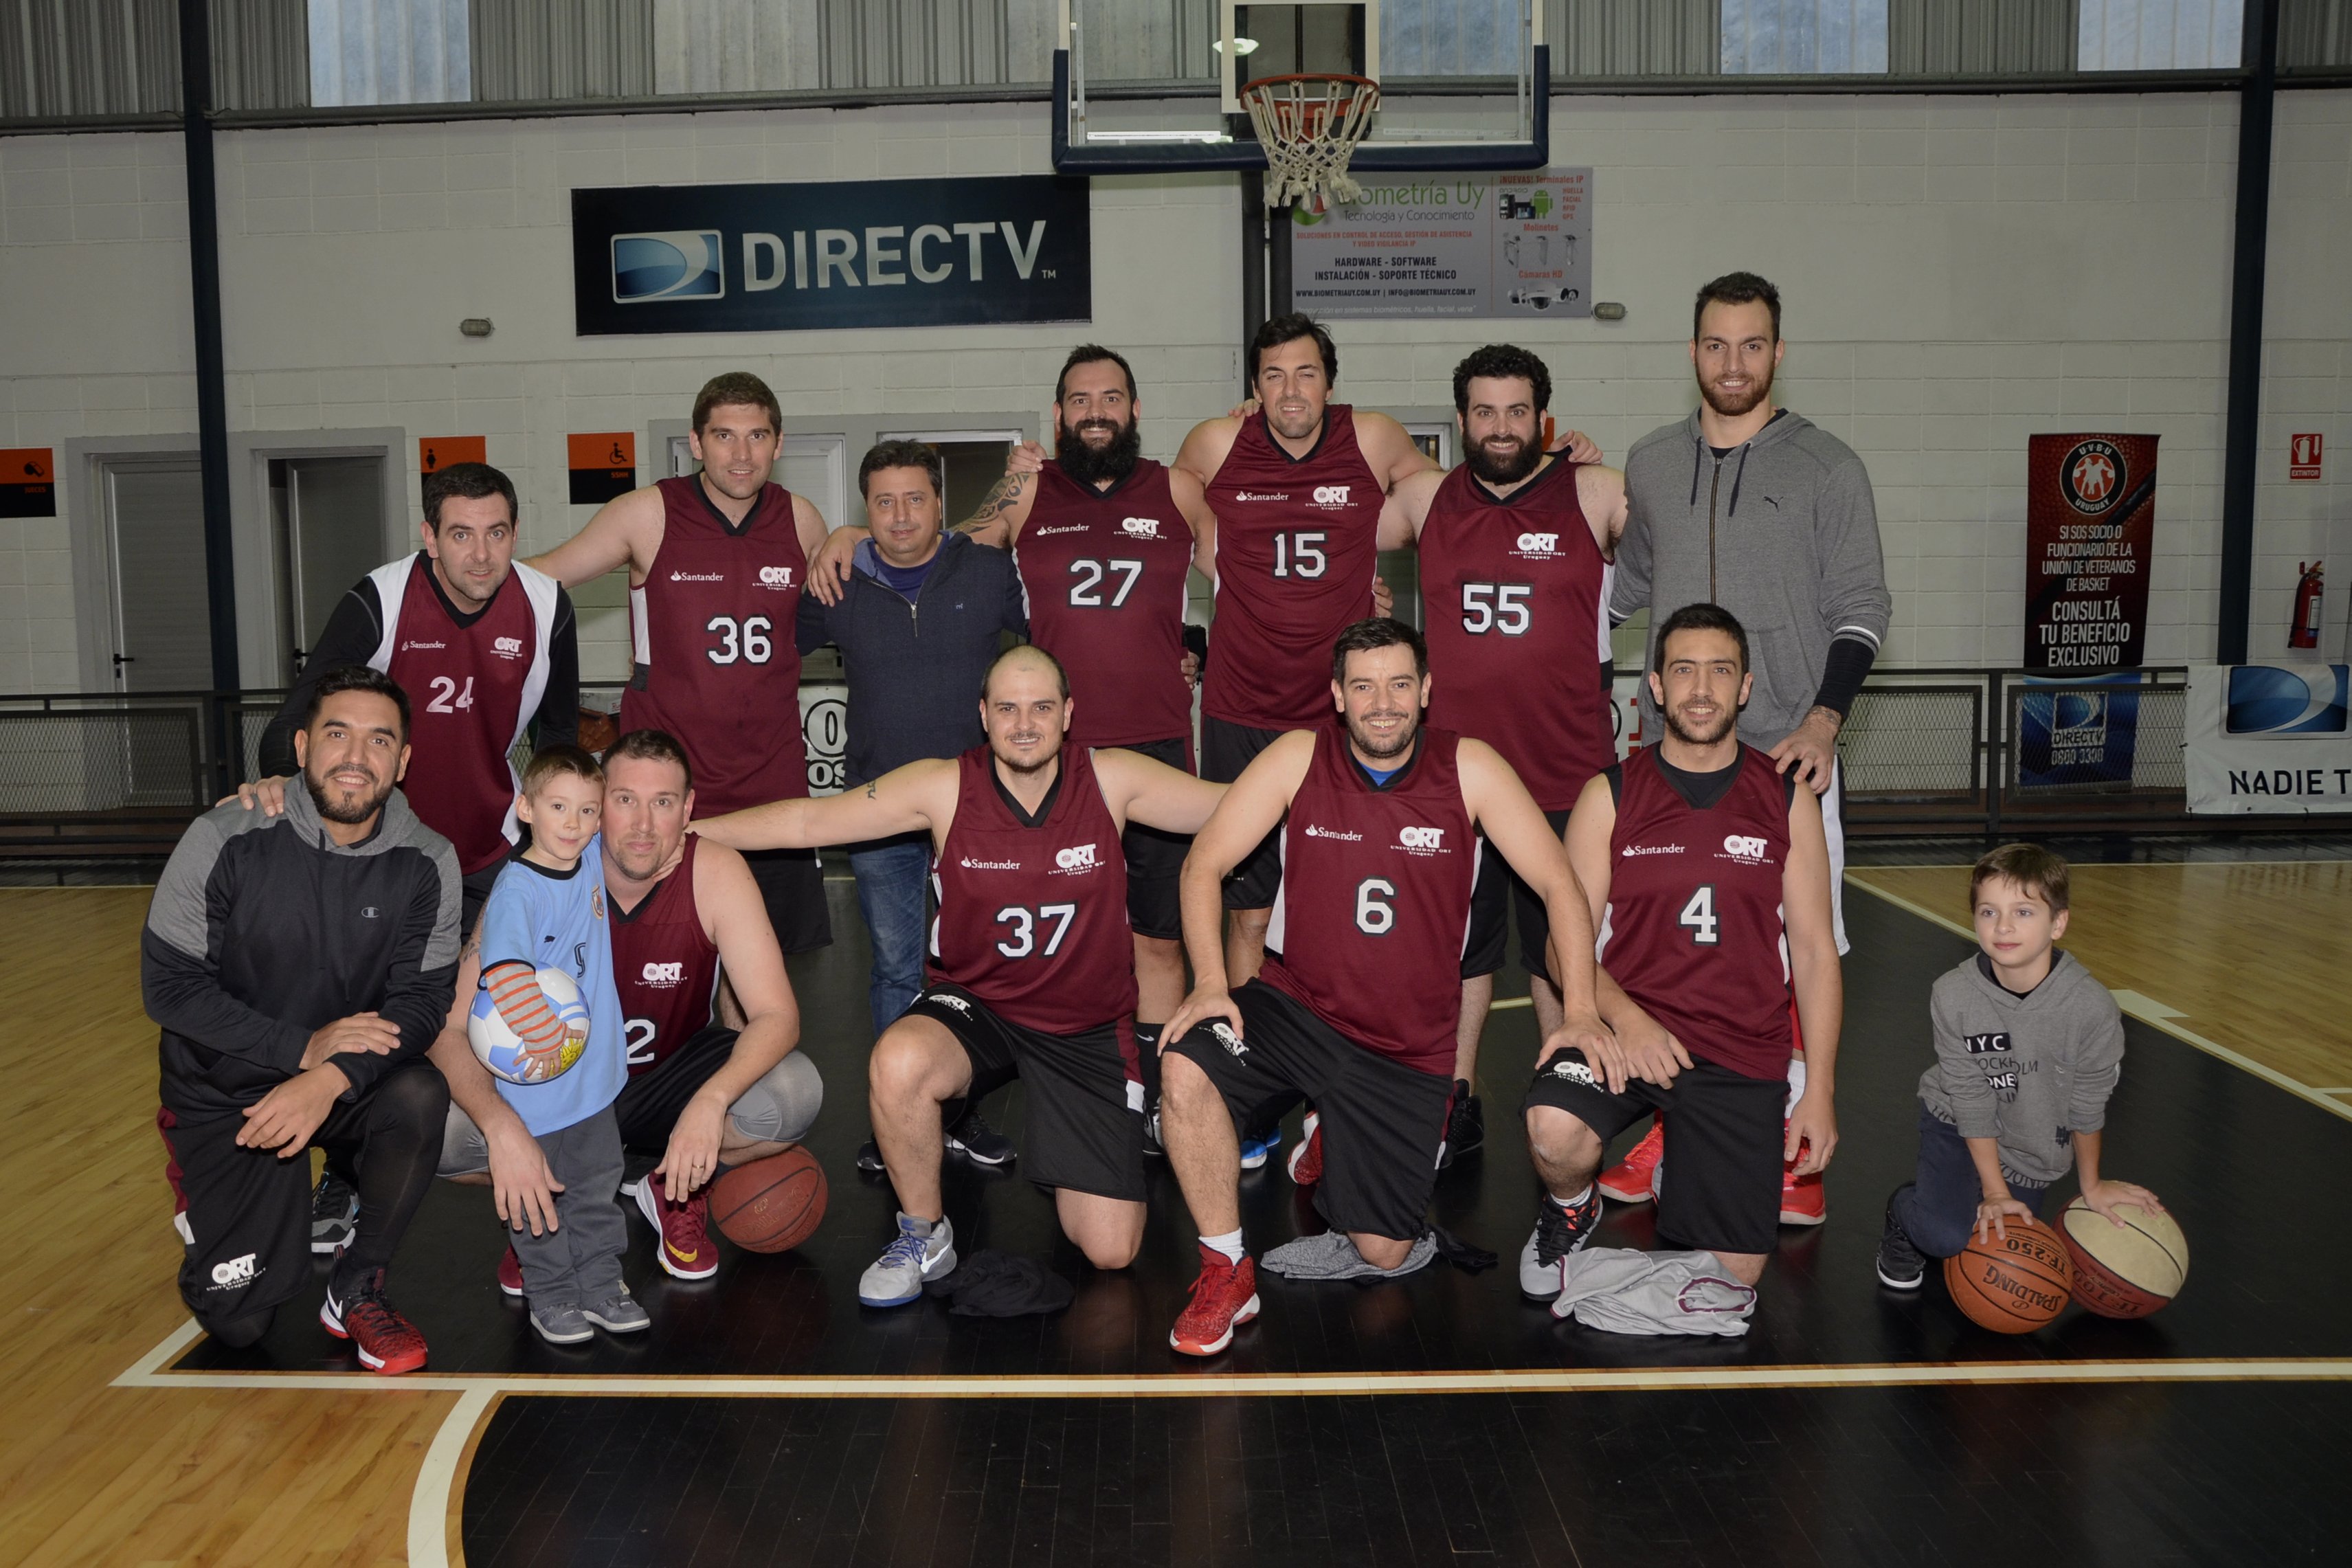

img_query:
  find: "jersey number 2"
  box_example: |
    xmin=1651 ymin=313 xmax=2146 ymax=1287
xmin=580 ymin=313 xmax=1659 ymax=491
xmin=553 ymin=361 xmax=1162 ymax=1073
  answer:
xmin=1679 ymin=884 xmax=1719 ymax=945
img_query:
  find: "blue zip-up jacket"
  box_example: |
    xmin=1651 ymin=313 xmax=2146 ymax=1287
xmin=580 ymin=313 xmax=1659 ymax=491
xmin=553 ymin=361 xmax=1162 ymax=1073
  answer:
xmin=795 ymin=531 xmax=1029 ymax=787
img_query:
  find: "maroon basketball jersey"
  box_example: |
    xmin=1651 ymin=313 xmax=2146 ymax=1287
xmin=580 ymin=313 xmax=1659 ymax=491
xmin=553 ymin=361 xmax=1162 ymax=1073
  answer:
xmin=1420 ymin=459 xmax=1613 ymax=811
xmin=609 ymin=833 xmax=721 ymax=1077
xmin=1261 ymin=726 xmax=1475 ymax=1077
xmin=1602 ymin=746 xmax=1795 ymax=1079
xmin=1202 ymin=405 xmax=1384 ymax=730
xmin=618 ymin=476 xmax=810 ymax=814
xmin=379 ymin=559 xmax=545 ymax=874
xmin=1013 ymin=458 xmax=1195 ymax=749
xmin=929 ymin=744 xmax=1138 ymax=1035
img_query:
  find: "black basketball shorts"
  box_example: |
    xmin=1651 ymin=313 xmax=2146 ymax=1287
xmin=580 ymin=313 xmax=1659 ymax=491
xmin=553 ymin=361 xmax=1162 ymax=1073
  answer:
xmin=904 ymin=983 xmax=1146 ymax=1202
xmin=1523 ymin=1049 xmax=1787 ymax=1257
xmin=1115 ymin=735 xmax=1194 ymax=941
xmin=1461 ymin=807 xmax=1574 ymax=981
xmin=741 ymin=845 xmax=834 ymax=956
xmin=1166 ymin=979 xmax=1454 ymax=1243
xmin=1200 ymin=717 xmax=1290 ymax=910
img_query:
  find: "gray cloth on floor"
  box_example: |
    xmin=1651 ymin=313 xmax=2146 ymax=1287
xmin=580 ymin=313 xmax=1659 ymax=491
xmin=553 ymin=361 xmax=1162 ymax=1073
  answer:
xmin=1549 ymin=1246 xmax=1757 ymax=1336
xmin=1262 ymin=1229 xmax=1437 ymax=1281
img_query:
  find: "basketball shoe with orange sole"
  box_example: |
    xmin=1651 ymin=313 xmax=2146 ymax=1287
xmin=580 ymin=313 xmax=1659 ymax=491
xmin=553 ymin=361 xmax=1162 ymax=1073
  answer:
xmin=1170 ymin=1245 xmax=1260 ymax=1356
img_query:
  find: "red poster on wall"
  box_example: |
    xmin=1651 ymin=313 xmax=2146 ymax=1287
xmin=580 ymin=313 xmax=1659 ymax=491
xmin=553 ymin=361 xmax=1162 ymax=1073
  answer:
xmin=2024 ymin=434 xmax=2157 ymax=673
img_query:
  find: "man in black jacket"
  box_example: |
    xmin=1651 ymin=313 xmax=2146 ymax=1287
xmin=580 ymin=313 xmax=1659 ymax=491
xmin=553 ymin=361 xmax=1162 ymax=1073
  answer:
xmin=148 ymin=666 xmax=461 ymax=1374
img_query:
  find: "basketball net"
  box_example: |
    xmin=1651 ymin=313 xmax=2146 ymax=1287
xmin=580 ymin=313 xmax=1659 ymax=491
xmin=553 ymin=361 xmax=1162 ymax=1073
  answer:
xmin=1240 ymin=73 xmax=1381 ymax=209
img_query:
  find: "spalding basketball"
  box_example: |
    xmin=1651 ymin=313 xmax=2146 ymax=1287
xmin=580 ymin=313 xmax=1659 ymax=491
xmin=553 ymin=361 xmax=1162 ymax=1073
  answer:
xmin=2059 ymin=1196 xmax=2188 ymax=1319
xmin=710 ymin=1147 xmax=828 ymax=1254
xmin=1944 ymin=1219 xmax=2074 ymax=1333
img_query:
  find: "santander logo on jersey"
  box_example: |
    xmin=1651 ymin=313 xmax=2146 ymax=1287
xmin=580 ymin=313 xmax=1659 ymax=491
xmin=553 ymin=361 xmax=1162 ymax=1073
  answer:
xmin=670 ymin=570 xmax=724 ymax=583
xmin=757 ymin=565 xmax=795 ymax=590
xmin=640 ymin=961 xmax=685 ymax=987
xmin=1301 ymin=823 xmax=1363 ymax=842
xmin=959 ymin=855 xmax=1021 ymax=871
xmin=1053 ymin=843 xmax=1100 ymax=873
xmin=1233 ymin=491 xmax=1290 ymax=503
xmin=400 ymin=640 xmax=447 ymax=653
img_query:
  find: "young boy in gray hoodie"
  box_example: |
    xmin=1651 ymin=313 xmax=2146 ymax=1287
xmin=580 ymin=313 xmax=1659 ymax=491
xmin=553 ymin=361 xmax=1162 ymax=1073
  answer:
xmin=1876 ymin=843 xmax=2166 ymax=1288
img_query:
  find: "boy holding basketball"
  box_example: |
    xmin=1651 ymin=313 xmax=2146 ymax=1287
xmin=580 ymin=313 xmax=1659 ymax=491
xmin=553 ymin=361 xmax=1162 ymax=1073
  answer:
xmin=475 ymin=744 xmax=642 ymax=1342
xmin=1876 ymin=843 xmax=2165 ymax=1289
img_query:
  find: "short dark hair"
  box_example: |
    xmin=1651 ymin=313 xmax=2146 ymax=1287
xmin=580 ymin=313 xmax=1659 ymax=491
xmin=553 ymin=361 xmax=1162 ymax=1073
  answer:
xmin=605 ymin=728 xmax=691 ymax=791
xmin=1653 ymin=603 xmax=1750 ymax=673
xmin=1249 ymin=312 xmax=1338 ymax=385
xmin=422 ymin=461 xmax=517 ymax=533
xmin=1331 ymin=617 xmax=1427 ymax=685
xmin=693 ymin=370 xmax=783 ymax=434
xmin=1055 ymin=344 xmax=1138 ymax=406
xmin=302 ymin=664 xmax=411 ymax=740
xmin=1971 ymin=843 xmax=2071 ymax=914
xmin=858 ymin=438 xmax=943 ymax=499
xmin=987 ymin=644 xmax=1070 ymax=701
xmin=521 ymin=742 xmax=603 ymax=796
xmin=1693 ymin=271 xmax=1782 ymax=341
xmin=1452 ymin=344 xmax=1552 ymax=417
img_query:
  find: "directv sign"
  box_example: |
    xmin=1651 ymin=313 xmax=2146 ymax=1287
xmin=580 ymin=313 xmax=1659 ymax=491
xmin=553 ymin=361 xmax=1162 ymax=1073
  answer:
xmin=572 ymin=175 xmax=1091 ymax=336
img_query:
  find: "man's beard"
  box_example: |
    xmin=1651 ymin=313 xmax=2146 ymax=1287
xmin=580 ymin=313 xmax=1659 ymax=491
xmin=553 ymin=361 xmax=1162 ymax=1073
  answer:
xmin=303 ymin=764 xmax=394 ymax=825
xmin=604 ymin=835 xmax=673 ymax=882
xmin=992 ymin=733 xmax=1061 ymax=778
xmin=1465 ymin=431 xmax=1543 ymax=486
xmin=1347 ymin=709 xmax=1418 ymax=762
xmin=1662 ymin=700 xmax=1738 ymax=748
xmin=1056 ymin=416 xmax=1142 ymax=486
xmin=1697 ymin=361 xmax=1774 ymax=418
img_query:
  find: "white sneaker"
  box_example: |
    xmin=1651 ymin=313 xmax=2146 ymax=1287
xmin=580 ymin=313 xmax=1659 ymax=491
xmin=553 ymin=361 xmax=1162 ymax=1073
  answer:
xmin=857 ymin=1212 xmax=957 ymax=1307
xmin=1516 ymin=1188 xmax=1602 ymax=1301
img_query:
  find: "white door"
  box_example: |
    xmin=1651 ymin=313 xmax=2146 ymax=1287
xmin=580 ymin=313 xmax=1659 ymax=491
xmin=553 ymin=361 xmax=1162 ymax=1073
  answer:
xmin=105 ymin=460 xmax=212 ymax=693
xmin=284 ymin=456 xmax=388 ymax=675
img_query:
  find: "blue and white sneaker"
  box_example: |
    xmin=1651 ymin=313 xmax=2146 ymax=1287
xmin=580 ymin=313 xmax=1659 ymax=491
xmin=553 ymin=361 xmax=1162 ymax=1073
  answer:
xmin=857 ymin=1212 xmax=958 ymax=1307
xmin=1239 ymin=1125 xmax=1283 ymax=1172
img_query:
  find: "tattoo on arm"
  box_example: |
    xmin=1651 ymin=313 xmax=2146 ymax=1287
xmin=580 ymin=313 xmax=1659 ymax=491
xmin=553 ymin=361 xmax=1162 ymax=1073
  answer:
xmin=865 ymin=781 xmax=878 ymax=799
xmin=954 ymin=471 xmax=1029 ymax=536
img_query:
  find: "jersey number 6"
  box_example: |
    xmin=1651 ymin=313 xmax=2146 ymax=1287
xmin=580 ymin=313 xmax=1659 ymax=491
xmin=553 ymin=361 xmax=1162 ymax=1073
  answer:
xmin=1354 ymin=877 xmax=1396 ymax=935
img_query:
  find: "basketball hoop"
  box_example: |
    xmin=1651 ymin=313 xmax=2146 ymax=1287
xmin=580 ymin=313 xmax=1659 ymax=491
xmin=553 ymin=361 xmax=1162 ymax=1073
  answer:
xmin=1239 ymin=72 xmax=1381 ymax=209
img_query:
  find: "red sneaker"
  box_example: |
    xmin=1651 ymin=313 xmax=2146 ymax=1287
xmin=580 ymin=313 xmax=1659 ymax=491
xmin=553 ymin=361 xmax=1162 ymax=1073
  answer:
xmin=635 ymin=1175 xmax=720 ymax=1279
xmin=1598 ymin=1116 xmax=1664 ymax=1204
xmin=1284 ymin=1111 xmax=1323 ymax=1187
xmin=1780 ymin=1128 xmax=1827 ymax=1225
xmin=319 ymin=1268 xmax=429 ymax=1376
xmin=1169 ymin=1244 xmax=1259 ymax=1357
xmin=498 ymin=1244 xmax=524 ymax=1299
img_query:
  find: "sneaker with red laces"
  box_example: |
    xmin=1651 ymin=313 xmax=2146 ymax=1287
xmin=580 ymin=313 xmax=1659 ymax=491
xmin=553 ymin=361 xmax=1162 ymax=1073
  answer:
xmin=319 ymin=1267 xmax=429 ymax=1376
xmin=1169 ymin=1244 xmax=1259 ymax=1356
xmin=1598 ymin=1116 xmax=1664 ymax=1203
xmin=1284 ymin=1111 xmax=1323 ymax=1186
xmin=497 ymin=1244 xmax=524 ymax=1299
xmin=635 ymin=1176 xmax=720 ymax=1279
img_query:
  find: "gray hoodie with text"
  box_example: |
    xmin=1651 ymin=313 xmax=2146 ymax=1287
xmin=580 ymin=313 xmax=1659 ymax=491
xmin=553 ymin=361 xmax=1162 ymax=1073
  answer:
xmin=1918 ymin=950 xmax=2126 ymax=1187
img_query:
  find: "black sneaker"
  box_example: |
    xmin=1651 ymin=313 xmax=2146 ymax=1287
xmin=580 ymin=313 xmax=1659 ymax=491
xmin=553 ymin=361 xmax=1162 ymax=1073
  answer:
xmin=309 ymin=1168 xmax=359 ymax=1255
xmin=945 ymin=1106 xmax=1016 ymax=1167
xmin=1876 ymin=1187 xmax=1927 ymax=1290
xmin=855 ymin=1139 xmax=887 ymax=1174
xmin=1437 ymin=1083 xmax=1483 ymax=1170
xmin=1518 ymin=1187 xmax=1603 ymax=1301
xmin=1142 ymin=1097 xmax=1165 ymax=1158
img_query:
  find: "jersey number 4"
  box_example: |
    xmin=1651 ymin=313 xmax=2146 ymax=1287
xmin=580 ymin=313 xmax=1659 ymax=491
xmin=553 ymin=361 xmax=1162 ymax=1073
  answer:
xmin=1459 ymin=583 xmax=1532 ymax=636
xmin=706 ymin=614 xmax=774 ymax=665
xmin=1068 ymin=559 xmax=1143 ymax=607
xmin=1271 ymin=531 xmax=1328 ymax=579
xmin=1679 ymin=884 xmax=1720 ymax=945
xmin=994 ymin=902 xmax=1077 ymax=958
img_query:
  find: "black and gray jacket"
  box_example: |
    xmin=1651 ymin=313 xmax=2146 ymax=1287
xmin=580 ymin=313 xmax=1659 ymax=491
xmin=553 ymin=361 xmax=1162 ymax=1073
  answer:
xmin=1918 ymin=950 xmax=2126 ymax=1187
xmin=1613 ymin=408 xmax=1892 ymax=747
xmin=794 ymin=532 xmax=1029 ymax=787
xmin=144 ymin=784 xmax=462 ymax=1120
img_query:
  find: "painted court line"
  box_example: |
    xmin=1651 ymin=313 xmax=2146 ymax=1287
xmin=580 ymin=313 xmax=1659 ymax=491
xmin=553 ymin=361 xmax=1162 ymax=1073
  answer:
xmin=1842 ymin=875 xmax=2352 ymax=1126
xmin=409 ymin=1386 xmax=493 ymax=1568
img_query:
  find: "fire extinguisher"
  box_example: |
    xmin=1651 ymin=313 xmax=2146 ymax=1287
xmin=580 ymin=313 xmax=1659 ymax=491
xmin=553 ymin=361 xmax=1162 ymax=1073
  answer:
xmin=2290 ymin=561 xmax=2324 ymax=650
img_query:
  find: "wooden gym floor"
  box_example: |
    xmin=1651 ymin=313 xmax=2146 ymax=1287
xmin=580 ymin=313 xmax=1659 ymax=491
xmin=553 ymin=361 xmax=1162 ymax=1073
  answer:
xmin=2 ymin=847 xmax=2349 ymax=1566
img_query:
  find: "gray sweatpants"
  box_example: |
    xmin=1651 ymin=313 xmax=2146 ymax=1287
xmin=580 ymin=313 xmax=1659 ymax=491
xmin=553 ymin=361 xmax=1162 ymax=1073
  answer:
xmin=513 ymin=1106 xmax=627 ymax=1306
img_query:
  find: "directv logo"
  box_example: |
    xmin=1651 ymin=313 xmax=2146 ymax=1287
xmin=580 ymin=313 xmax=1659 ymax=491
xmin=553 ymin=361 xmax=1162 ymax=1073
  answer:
xmin=2224 ymin=665 xmax=2349 ymax=736
xmin=612 ymin=231 xmax=726 ymax=303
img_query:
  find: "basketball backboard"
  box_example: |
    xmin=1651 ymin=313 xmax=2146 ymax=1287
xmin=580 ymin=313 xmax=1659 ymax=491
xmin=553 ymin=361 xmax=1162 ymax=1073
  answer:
xmin=1053 ymin=0 xmax=1547 ymax=178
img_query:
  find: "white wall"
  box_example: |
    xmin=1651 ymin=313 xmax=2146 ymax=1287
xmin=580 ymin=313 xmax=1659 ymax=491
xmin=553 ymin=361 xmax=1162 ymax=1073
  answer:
xmin=2 ymin=85 xmax=2348 ymax=695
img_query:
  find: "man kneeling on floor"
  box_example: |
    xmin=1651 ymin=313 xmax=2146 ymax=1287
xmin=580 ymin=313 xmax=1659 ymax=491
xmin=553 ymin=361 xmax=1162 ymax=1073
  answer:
xmin=146 ymin=666 xmax=458 ymax=1374
xmin=694 ymin=645 xmax=1225 ymax=1306
xmin=1523 ymin=603 xmax=1841 ymax=1334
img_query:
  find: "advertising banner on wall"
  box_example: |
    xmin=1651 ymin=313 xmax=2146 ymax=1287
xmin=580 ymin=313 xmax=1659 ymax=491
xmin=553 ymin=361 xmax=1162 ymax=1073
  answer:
xmin=2185 ymin=663 xmax=2352 ymax=814
xmin=800 ymin=683 xmax=848 ymax=798
xmin=2024 ymin=434 xmax=2157 ymax=673
xmin=572 ymin=176 xmax=1091 ymax=337
xmin=1288 ymin=169 xmax=1592 ymax=320
xmin=2013 ymin=673 xmax=2144 ymax=789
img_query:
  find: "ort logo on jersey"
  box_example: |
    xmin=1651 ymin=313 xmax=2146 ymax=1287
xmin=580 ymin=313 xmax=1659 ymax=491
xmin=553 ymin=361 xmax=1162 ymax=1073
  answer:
xmin=1516 ymin=531 xmax=1559 ymax=554
xmin=1054 ymin=843 xmax=1100 ymax=873
xmin=1120 ymin=517 xmax=1162 ymax=539
xmin=1398 ymin=825 xmax=1447 ymax=851
xmin=1312 ymin=485 xmax=1352 ymax=506
xmin=640 ymin=961 xmax=684 ymax=987
xmin=210 ymin=1253 xmax=260 ymax=1289
xmin=492 ymin=635 xmax=524 ymax=660
xmin=757 ymin=565 xmax=796 ymax=589
xmin=1721 ymin=834 xmax=1769 ymax=863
